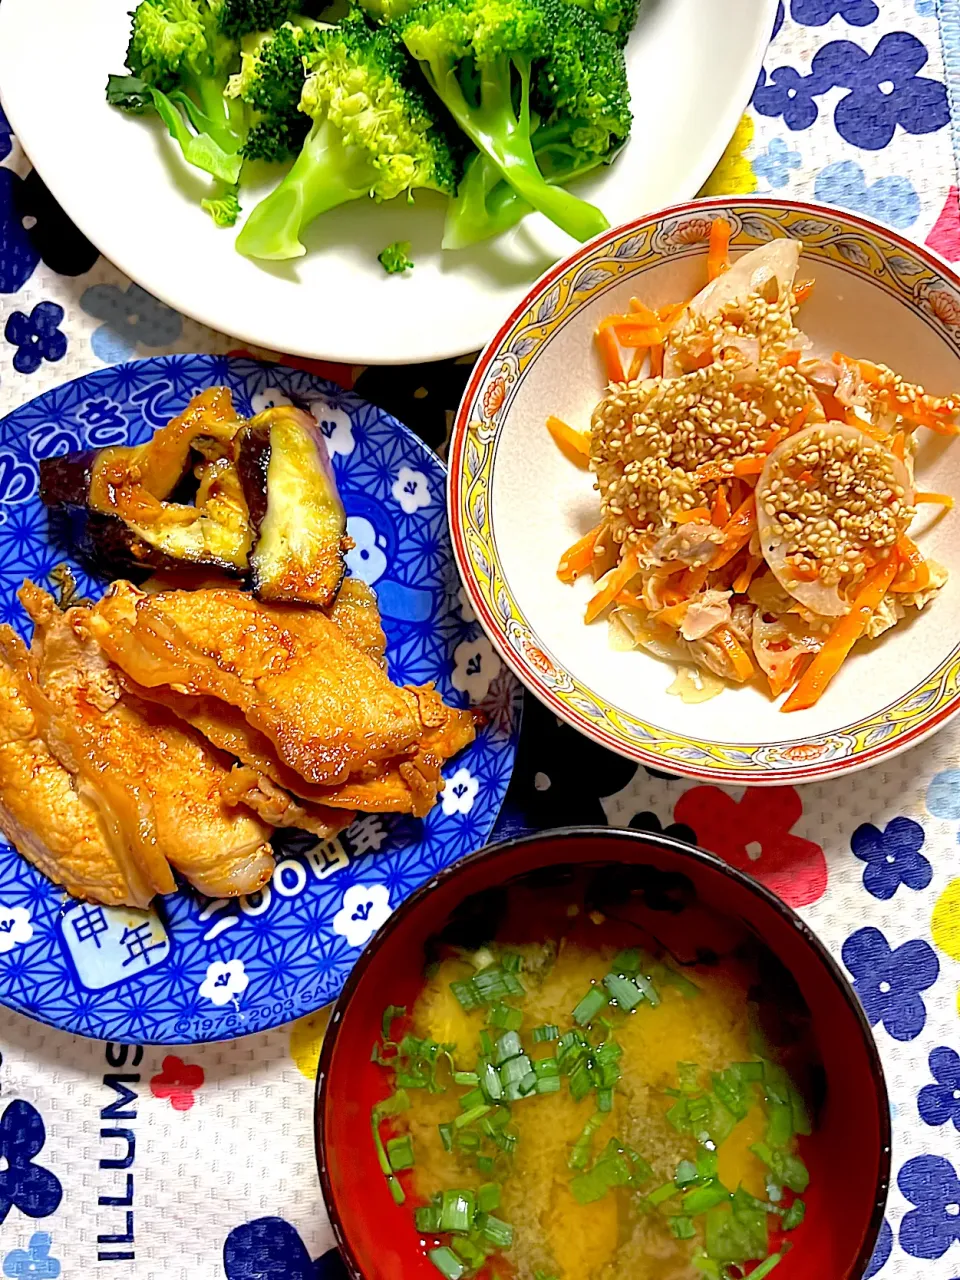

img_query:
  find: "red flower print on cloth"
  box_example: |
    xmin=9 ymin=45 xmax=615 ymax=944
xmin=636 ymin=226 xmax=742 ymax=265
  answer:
xmin=149 ymin=1056 xmax=205 ymax=1112
xmin=673 ymin=786 xmax=828 ymax=908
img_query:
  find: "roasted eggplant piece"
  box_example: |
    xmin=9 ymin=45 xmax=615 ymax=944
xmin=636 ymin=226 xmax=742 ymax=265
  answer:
xmin=40 ymin=388 xmax=251 ymax=577
xmin=237 ymin=405 xmax=346 ymax=607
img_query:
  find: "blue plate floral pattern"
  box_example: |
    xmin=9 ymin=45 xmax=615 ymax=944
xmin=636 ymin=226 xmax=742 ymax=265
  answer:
xmin=0 ymin=355 xmax=521 ymax=1043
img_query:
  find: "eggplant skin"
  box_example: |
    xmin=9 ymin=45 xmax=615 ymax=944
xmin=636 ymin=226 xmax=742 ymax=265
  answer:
xmin=39 ymin=452 xmax=96 ymax=511
xmin=237 ymin=407 xmax=347 ymax=608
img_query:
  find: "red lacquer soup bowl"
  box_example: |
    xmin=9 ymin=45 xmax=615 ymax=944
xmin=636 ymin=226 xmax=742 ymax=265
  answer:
xmin=315 ymin=828 xmax=890 ymax=1280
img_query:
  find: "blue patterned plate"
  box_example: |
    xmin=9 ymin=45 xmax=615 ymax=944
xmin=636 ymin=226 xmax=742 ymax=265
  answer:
xmin=0 ymin=355 xmax=521 ymax=1043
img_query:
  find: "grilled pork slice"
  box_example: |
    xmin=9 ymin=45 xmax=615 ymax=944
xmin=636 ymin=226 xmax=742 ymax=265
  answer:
xmin=237 ymin=405 xmax=347 ymax=607
xmin=21 ymin=583 xmax=276 ymax=901
xmin=0 ymin=627 xmax=152 ymax=907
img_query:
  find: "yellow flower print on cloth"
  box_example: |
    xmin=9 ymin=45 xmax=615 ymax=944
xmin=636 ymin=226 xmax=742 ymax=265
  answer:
xmin=289 ymin=1007 xmax=331 ymax=1080
xmin=699 ymin=114 xmax=758 ymax=197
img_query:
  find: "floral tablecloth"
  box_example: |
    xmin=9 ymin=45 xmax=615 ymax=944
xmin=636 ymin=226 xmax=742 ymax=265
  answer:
xmin=3 ymin=1 xmax=960 ymax=1276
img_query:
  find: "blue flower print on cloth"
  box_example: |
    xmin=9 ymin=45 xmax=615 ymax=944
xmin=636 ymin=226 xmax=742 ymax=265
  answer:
xmin=919 ymin=1047 xmax=960 ymax=1131
xmin=753 ymin=138 xmax=802 ymax=188
xmin=0 ymin=171 xmax=41 ymax=295
xmin=223 ymin=1217 xmax=346 ymax=1280
xmin=926 ymin=769 xmax=960 ymax=818
xmin=3 ymin=303 xmax=66 ymax=375
xmin=80 ymin=283 xmax=182 ymax=363
xmin=915 ymin=0 xmax=934 ymax=14
xmin=851 ymin=817 xmax=932 ymax=900
xmin=842 ymin=926 xmax=939 ymax=1041
xmin=814 ymin=160 xmax=920 ymax=229
xmin=2 ymin=1233 xmax=60 ymax=1279
xmin=791 ymin=0 xmax=878 ymax=25
xmin=755 ymin=32 xmax=949 ymax=149
xmin=863 ymin=1218 xmax=892 ymax=1278
xmin=0 ymin=1100 xmax=62 ymax=1224
xmin=0 ymin=105 xmax=12 ymax=163
xmin=898 ymin=1155 xmax=960 ymax=1259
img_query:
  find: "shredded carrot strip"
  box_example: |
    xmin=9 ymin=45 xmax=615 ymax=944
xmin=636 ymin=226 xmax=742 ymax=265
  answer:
xmin=596 ymin=326 xmax=624 ymax=383
xmin=835 ymin=354 xmax=960 ymax=434
xmin=585 ymin=552 xmax=639 ymax=623
xmin=628 ymin=297 xmax=660 ymax=325
xmin=675 ymin=507 xmax=712 ymax=525
xmin=557 ymin=522 xmax=605 ymax=583
xmin=778 ymin=350 xmax=802 ymax=368
xmin=712 ymin=485 xmax=731 ymax=527
xmin=691 ymin=456 xmax=764 ymax=485
xmin=794 ymin=279 xmax=815 ymax=305
xmin=891 ymin=430 xmax=905 ymax=460
xmin=653 ymin=602 xmax=689 ymax=629
xmin=915 ymin=491 xmax=954 ymax=509
xmin=546 ymin=415 xmax=590 ymax=466
xmin=649 ymin=343 xmax=664 ymax=377
xmin=733 ymin=554 xmax=763 ymax=594
xmin=782 ymin=553 xmax=901 ymax=711
xmin=845 ymin=410 xmax=888 ymax=442
xmin=658 ymin=302 xmax=686 ymax=325
xmin=616 ymin=589 xmax=645 ymax=610
xmin=711 ymin=495 xmax=758 ymax=571
xmin=627 ymin=346 xmax=646 ymax=380
xmin=612 ymin=322 xmax=665 ymax=348
xmin=769 ymin=655 xmax=807 ymax=699
xmin=891 ymin=534 xmax=931 ymax=593
xmin=713 ymin=625 xmax=755 ymax=682
xmin=815 ymin=388 xmax=849 ymax=422
xmin=707 ymin=217 xmax=732 ymax=282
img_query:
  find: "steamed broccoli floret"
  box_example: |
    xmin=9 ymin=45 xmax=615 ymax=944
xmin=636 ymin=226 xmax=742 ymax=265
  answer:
xmin=568 ymin=0 xmax=638 ymax=45
xmin=108 ymin=0 xmax=247 ymax=184
xmin=219 ymin=0 xmax=301 ymax=35
xmin=378 ymin=240 xmax=414 ymax=272
xmin=236 ymin=9 xmax=457 ymax=260
xmin=443 ymin=0 xmax=630 ymax=249
xmin=202 ymin=184 xmax=242 ymax=224
xmin=393 ymin=0 xmax=609 ymax=244
xmin=226 ymin=20 xmax=324 ymax=161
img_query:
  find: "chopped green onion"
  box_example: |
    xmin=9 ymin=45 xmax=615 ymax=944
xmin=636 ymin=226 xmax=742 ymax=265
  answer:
xmin=454 ymin=1071 xmax=479 ymax=1087
xmin=569 ymin=1059 xmax=595 ymax=1102
xmin=624 ymin=1144 xmax=653 ymax=1185
xmin=415 ymin=1202 xmax=442 ymax=1232
xmin=455 ymin=1104 xmax=492 ymax=1130
xmin=749 ymin=1143 xmax=810 ymax=1194
xmin=477 ymin=1182 xmax=501 ymax=1212
xmin=596 ymin=1088 xmax=613 ymax=1112
xmin=594 ymin=1040 xmax=623 ymax=1088
xmin=480 ymin=1214 xmax=514 ymax=1248
xmin=789 ymin=1084 xmax=812 ymax=1137
xmin=677 ymin=1063 xmax=701 ymax=1094
xmin=712 ymin=1065 xmax=755 ymax=1121
xmin=670 ymin=1215 xmax=697 ymax=1240
xmin=782 ymin=1199 xmax=805 ymax=1231
xmin=748 ymin=1246 xmax=791 ymax=1278
xmin=611 ymin=948 xmax=641 ymax=975
xmin=569 ymin=1111 xmax=606 ymax=1170
xmin=450 ymin=979 xmax=482 ymax=1011
xmin=518 ymin=1071 xmax=538 ymax=1096
xmin=386 ymin=1135 xmax=415 ymax=1171
xmin=371 ymin=1090 xmax=411 ymax=1205
xmin=557 ymin=1030 xmax=589 ymax=1070
xmin=696 ymin=1148 xmax=719 ymax=1181
xmin=533 ymin=1024 xmax=559 ymax=1043
xmin=453 ymin=1237 xmax=488 ymax=1270
xmin=429 ymin=1246 xmax=465 ymax=1280
xmin=534 ymin=1273 xmax=559 ymax=1280
xmin=499 ymin=1054 xmax=533 ymax=1087
xmin=480 ymin=1107 xmax=510 ymax=1133
xmin=683 ymin=1181 xmax=731 ymax=1214
xmin=459 ymin=1088 xmax=485 ymax=1112
xmin=487 ymin=1004 xmax=523 ymax=1031
xmin=456 ymin=1130 xmax=481 ymax=1152
xmin=535 ymin=1058 xmax=561 ymax=1095
xmin=691 ymin=1251 xmax=722 ymax=1278
xmin=603 ymin=972 xmax=643 ymax=1011
xmin=381 ymin=1004 xmax=406 ymax=1038
xmin=476 ymin=1155 xmax=495 ymax=1174
xmin=647 ymin=1181 xmax=680 ymax=1207
xmin=479 ymin=1030 xmax=493 ymax=1056
xmin=480 ymin=1061 xmax=504 ymax=1102
xmin=737 ymin=1061 xmax=764 ymax=1081
xmin=573 ymin=987 xmax=608 ymax=1026
xmin=704 ymin=1201 xmax=768 ymax=1266
xmin=765 ymin=1099 xmax=794 ymax=1146
xmin=438 ymin=1123 xmax=453 ymax=1152
xmin=439 ymin=1189 xmax=476 ymax=1233
xmin=495 ymin=1031 xmax=523 ymax=1064
xmin=502 ymin=952 xmax=523 ymax=973
xmin=674 ymin=1160 xmax=699 ymax=1189
xmin=659 ymin=964 xmax=700 ymax=999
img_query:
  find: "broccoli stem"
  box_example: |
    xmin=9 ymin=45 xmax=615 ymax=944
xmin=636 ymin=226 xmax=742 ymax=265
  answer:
xmin=236 ymin=119 xmax=376 ymax=260
xmin=416 ymin=51 xmax=608 ymax=244
xmin=442 ymin=149 xmax=532 ymax=249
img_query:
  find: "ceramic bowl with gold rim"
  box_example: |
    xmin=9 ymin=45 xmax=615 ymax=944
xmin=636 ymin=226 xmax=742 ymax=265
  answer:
xmin=448 ymin=198 xmax=960 ymax=786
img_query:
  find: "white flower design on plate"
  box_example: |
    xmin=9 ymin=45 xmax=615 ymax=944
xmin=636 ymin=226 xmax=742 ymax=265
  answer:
xmin=199 ymin=958 xmax=249 ymax=1006
xmin=0 ymin=906 xmax=32 ymax=953
xmin=391 ymin=467 xmax=432 ymax=514
xmin=345 ymin=516 xmax=388 ymax=584
xmin=250 ymin=387 xmax=293 ymax=415
xmin=333 ymin=883 xmax=392 ymax=948
xmin=457 ymin=586 xmax=476 ymax=623
xmin=441 ymin=767 xmax=480 ymax=817
xmin=310 ymin=399 xmax=355 ymax=457
xmin=452 ymin=636 xmax=501 ymax=702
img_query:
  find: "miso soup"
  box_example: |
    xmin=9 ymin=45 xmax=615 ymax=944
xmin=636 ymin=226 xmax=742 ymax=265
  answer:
xmin=370 ymin=866 xmax=819 ymax=1280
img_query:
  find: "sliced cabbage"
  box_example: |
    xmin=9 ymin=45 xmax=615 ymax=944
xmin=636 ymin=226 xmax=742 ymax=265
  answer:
xmin=752 ymin=611 xmax=823 ymax=697
xmin=664 ymin=239 xmax=802 ymax=377
xmin=754 ymin=422 xmax=913 ymax=616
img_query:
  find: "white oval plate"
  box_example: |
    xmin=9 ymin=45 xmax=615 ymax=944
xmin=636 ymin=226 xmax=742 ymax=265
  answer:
xmin=449 ymin=198 xmax=960 ymax=786
xmin=0 ymin=0 xmax=775 ymax=364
